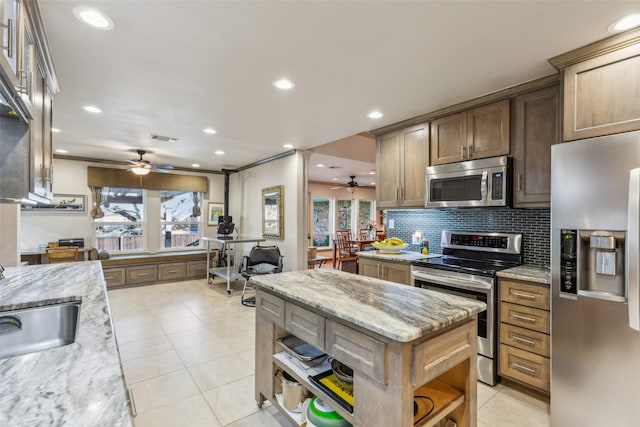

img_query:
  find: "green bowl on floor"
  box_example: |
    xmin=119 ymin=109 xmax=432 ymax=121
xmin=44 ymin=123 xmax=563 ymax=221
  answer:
xmin=306 ymin=396 xmax=351 ymax=427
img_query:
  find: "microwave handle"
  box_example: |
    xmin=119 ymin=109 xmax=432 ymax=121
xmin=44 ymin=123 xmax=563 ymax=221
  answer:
xmin=481 ymin=170 xmax=488 ymax=202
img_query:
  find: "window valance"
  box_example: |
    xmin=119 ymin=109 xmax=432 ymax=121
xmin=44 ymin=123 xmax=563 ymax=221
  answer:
xmin=87 ymin=166 xmax=208 ymax=193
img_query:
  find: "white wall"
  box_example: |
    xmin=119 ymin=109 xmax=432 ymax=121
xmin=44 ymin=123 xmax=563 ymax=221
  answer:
xmin=229 ymin=153 xmax=306 ymax=271
xmin=19 ymin=159 xmax=224 ymax=251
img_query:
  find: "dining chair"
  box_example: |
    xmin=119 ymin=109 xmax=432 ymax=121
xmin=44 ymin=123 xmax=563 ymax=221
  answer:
xmin=45 ymin=247 xmax=79 ymax=264
xmin=335 ymin=230 xmax=358 ymax=270
xmin=359 ymin=229 xmax=369 ymax=240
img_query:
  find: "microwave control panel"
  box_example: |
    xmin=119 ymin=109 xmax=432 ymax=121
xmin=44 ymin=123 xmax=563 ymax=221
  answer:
xmin=491 ymin=172 xmax=504 ymax=200
xmin=560 ymin=229 xmax=578 ymax=295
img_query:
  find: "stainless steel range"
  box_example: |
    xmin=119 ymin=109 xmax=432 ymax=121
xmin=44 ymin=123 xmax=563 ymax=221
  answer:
xmin=411 ymin=230 xmax=522 ymax=385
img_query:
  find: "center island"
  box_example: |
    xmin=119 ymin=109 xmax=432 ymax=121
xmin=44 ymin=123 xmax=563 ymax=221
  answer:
xmin=252 ymin=268 xmax=486 ymax=427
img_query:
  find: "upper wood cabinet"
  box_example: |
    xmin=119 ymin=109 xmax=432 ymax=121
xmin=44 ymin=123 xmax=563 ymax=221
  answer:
xmin=0 ymin=0 xmax=20 ymax=88
xmin=431 ymin=100 xmax=510 ymax=165
xmin=512 ymin=85 xmax=560 ymax=208
xmin=376 ymin=122 xmax=429 ymax=208
xmin=549 ymin=28 xmax=640 ymax=141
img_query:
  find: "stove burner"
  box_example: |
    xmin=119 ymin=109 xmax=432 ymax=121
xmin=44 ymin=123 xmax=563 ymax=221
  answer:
xmin=413 ymin=255 xmax=520 ymax=277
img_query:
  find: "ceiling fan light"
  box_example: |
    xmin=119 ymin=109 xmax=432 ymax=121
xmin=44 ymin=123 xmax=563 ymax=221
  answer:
xmin=131 ymin=166 xmax=150 ymax=175
xmin=346 ymin=186 xmax=357 ymax=193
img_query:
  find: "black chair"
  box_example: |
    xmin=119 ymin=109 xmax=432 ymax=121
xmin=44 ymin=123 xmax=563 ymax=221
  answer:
xmin=239 ymin=245 xmax=284 ymax=307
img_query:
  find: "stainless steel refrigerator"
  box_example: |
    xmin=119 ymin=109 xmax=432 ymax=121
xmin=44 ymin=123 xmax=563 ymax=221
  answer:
xmin=551 ymin=131 xmax=640 ymax=427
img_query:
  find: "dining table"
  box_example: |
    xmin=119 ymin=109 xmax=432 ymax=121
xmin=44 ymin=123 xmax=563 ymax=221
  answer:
xmin=332 ymin=238 xmax=376 ymax=268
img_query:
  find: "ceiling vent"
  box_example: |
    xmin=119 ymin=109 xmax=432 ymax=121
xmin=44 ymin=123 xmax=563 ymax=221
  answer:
xmin=150 ymin=134 xmax=179 ymax=143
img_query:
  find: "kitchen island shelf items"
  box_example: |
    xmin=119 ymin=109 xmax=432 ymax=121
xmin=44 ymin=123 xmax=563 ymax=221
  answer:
xmin=254 ymin=269 xmax=485 ymax=427
xmin=0 ymin=262 xmax=132 ymax=425
xmin=203 ymin=236 xmax=265 ymax=293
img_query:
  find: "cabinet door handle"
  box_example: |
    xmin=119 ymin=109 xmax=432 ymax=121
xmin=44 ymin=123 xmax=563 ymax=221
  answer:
xmin=512 ymin=362 xmax=536 ymax=374
xmin=512 ymin=335 xmax=536 ymax=346
xmin=1 ymin=18 xmax=13 ymax=59
xmin=467 ymin=143 xmax=472 ymax=158
xmin=512 ymin=291 xmax=536 ymax=300
xmin=512 ymin=313 xmax=536 ymax=323
xmin=460 ymin=145 xmax=465 ymax=159
xmin=517 ymin=173 xmax=522 ymax=192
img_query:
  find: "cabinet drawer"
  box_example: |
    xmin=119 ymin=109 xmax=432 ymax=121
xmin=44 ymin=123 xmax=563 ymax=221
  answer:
xmin=500 ymin=302 xmax=550 ymax=334
xmin=500 ymin=323 xmax=550 ymax=357
xmin=256 ymin=291 xmax=285 ymax=328
xmin=499 ymin=279 xmax=549 ymax=310
xmin=285 ymin=303 xmax=325 ymax=350
xmin=103 ymin=267 xmax=125 ymax=288
xmin=499 ymin=344 xmax=549 ymax=392
xmin=326 ymin=320 xmax=386 ymax=384
xmin=187 ymin=260 xmax=207 ymax=278
xmin=158 ymin=262 xmax=187 ymax=281
xmin=126 ymin=265 xmax=158 ymax=285
xmin=413 ymin=320 xmax=474 ymax=386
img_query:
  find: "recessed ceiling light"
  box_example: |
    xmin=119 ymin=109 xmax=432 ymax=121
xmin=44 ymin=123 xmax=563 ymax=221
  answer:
xmin=192 ymin=163 xmax=200 ymax=168
xmin=273 ymin=79 xmax=295 ymax=90
xmin=316 ymin=164 xmax=325 ymax=168
xmin=370 ymin=182 xmax=376 ymax=186
xmin=83 ymin=105 xmax=102 ymax=113
xmin=51 ymin=128 xmax=61 ymax=133
xmin=368 ymin=111 xmax=384 ymax=119
xmin=215 ymin=150 xmax=224 ymax=155
xmin=609 ymin=13 xmax=640 ymax=32
xmin=55 ymin=149 xmax=68 ymax=154
xmin=73 ymin=7 xmax=114 ymax=30
xmin=203 ymin=127 xmax=217 ymax=134
xmin=331 ymin=178 xmax=338 ymax=181
xmin=368 ymin=170 xmax=376 ymax=175
xmin=283 ymin=143 xmax=294 ymax=149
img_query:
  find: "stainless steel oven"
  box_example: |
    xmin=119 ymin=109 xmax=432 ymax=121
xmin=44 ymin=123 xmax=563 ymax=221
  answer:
xmin=412 ymin=267 xmax=496 ymax=384
xmin=425 ymin=155 xmax=511 ymax=208
xmin=411 ymin=231 xmax=522 ymax=386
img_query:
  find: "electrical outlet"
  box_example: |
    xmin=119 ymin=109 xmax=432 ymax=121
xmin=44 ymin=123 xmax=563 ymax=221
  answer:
xmin=388 ymin=219 xmax=395 ymax=229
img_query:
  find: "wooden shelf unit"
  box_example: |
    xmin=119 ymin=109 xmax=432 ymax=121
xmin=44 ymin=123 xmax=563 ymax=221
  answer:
xmin=255 ymin=288 xmax=479 ymax=427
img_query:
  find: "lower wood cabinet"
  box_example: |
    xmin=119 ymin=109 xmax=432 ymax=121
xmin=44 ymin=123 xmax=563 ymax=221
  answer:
xmin=358 ymin=257 xmax=411 ymax=285
xmin=102 ymin=253 xmax=210 ymax=289
xmin=498 ymin=278 xmax=550 ymax=392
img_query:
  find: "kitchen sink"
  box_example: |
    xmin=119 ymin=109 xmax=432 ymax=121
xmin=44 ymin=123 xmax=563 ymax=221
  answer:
xmin=0 ymin=300 xmax=81 ymax=360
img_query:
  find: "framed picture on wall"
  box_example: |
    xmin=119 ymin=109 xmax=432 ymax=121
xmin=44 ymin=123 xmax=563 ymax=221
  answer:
xmin=207 ymin=202 xmax=224 ymax=225
xmin=21 ymin=194 xmax=87 ymax=214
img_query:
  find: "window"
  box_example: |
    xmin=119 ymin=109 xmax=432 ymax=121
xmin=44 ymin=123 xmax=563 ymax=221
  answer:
xmin=358 ymin=200 xmax=375 ymax=230
xmin=336 ymin=199 xmax=353 ymax=232
xmin=312 ymin=198 xmax=332 ymax=248
xmin=94 ymin=188 xmax=144 ymax=252
xmin=160 ymin=190 xmax=201 ymax=249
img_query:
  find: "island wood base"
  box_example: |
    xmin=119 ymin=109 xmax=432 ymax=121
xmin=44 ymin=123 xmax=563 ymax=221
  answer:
xmin=255 ymin=288 xmax=479 ymax=427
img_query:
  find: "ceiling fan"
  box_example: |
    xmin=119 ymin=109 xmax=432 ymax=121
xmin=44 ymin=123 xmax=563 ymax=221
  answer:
xmin=331 ymin=175 xmax=360 ymax=193
xmin=127 ymin=150 xmax=174 ymax=175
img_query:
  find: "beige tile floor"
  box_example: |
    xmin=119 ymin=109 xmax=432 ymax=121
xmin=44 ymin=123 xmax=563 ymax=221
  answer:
xmin=108 ymin=278 xmax=550 ymax=427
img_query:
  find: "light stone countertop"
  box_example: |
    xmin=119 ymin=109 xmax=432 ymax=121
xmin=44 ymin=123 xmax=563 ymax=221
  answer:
xmin=356 ymin=250 xmax=441 ymax=263
xmin=0 ymin=262 xmax=132 ymax=426
xmin=497 ymin=265 xmax=551 ymax=285
xmin=252 ymin=269 xmax=486 ymax=342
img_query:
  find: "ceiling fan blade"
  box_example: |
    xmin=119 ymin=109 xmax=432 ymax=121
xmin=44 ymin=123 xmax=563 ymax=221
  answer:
xmin=330 ymin=186 xmax=343 ymax=190
xmin=127 ymin=159 xmax=141 ymax=165
xmin=155 ymin=164 xmax=174 ymax=170
xmin=153 ymin=168 xmax=172 ymax=173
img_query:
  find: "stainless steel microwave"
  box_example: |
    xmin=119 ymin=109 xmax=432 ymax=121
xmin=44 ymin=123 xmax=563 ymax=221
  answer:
xmin=425 ymin=156 xmax=511 ymax=208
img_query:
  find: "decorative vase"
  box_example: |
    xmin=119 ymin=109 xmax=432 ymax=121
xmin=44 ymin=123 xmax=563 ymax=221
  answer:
xmin=368 ymin=229 xmax=376 ymax=240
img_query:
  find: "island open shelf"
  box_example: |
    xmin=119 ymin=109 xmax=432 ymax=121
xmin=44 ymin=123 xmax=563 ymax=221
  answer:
xmin=253 ymin=269 xmax=485 ymax=427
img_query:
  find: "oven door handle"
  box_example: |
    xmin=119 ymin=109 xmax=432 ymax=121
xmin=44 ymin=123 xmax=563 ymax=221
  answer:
xmin=412 ymin=270 xmax=492 ymax=291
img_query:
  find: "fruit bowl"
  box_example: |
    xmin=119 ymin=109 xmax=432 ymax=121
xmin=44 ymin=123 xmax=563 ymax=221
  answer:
xmin=371 ymin=241 xmax=410 ymax=253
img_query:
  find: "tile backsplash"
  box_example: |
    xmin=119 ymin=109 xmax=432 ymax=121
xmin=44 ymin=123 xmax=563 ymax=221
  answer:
xmin=385 ymin=208 xmax=550 ymax=268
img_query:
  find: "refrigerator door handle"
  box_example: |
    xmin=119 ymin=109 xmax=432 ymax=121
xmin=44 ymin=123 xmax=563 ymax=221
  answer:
xmin=628 ymin=168 xmax=640 ymax=331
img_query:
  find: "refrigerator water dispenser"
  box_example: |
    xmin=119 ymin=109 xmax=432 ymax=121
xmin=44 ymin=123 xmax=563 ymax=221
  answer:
xmin=579 ymin=230 xmax=626 ymax=301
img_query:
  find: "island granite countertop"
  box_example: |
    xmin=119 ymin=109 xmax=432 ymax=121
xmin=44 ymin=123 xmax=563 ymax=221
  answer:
xmin=0 ymin=262 xmax=132 ymax=426
xmin=252 ymin=268 xmax=485 ymax=342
